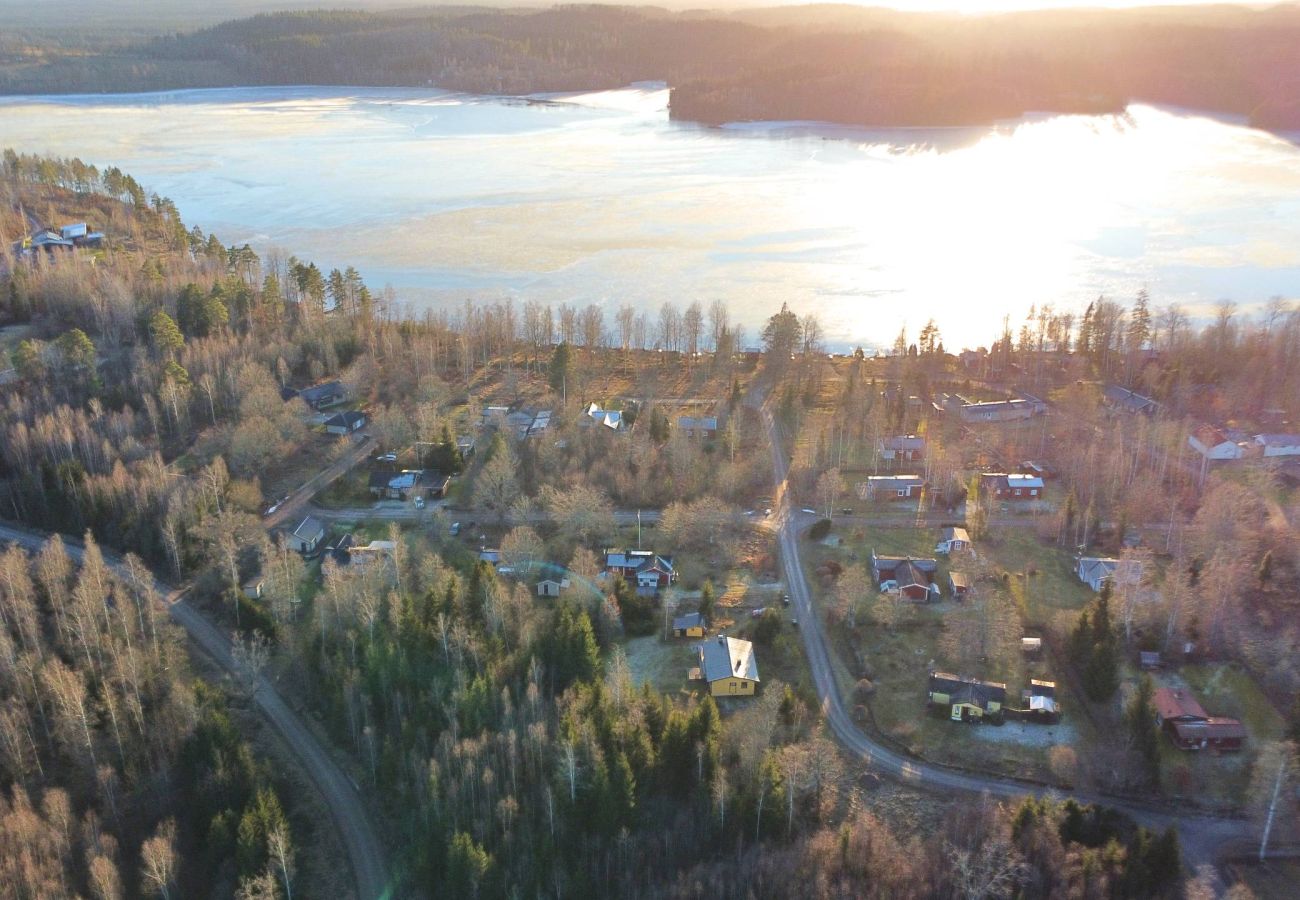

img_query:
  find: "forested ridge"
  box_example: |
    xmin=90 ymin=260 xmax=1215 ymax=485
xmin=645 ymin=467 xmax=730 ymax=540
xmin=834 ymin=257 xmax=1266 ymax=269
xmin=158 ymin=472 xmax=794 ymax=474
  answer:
xmin=2 ymin=4 xmax=1300 ymax=129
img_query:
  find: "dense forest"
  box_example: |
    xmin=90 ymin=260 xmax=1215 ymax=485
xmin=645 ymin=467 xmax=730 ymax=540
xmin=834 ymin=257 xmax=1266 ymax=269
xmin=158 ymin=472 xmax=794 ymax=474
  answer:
xmin=2 ymin=4 xmax=1300 ymax=128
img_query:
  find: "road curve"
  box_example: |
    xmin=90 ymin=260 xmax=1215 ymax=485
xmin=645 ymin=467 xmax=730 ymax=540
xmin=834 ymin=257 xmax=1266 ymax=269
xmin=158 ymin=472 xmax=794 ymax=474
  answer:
xmin=754 ymin=404 xmax=1252 ymax=868
xmin=0 ymin=522 xmax=393 ymax=900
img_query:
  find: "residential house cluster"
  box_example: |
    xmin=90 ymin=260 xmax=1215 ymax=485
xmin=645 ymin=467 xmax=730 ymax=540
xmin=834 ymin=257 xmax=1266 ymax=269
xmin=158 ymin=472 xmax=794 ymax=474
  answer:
xmin=1188 ymin=426 xmax=1300 ymax=461
xmin=1075 ymin=556 xmax=1145 ymax=592
xmin=871 ymin=552 xmax=939 ymax=600
xmin=928 ymin=672 xmax=1006 ymax=722
xmin=878 ymin=434 xmax=925 ymax=463
xmin=605 ymin=549 xmax=675 ymax=596
xmin=677 ymin=415 xmax=719 ymax=439
xmin=582 ymin=402 xmax=626 ymax=432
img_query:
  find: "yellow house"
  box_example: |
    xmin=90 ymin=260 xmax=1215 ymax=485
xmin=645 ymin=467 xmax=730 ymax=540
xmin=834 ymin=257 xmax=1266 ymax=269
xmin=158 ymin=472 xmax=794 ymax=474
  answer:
xmin=927 ymin=671 xmax=1006 ymax=722
xmin=698 ymin=635 xmax=759 ymax=697
xmin=673 ymin=612 xmax=707 ymax=639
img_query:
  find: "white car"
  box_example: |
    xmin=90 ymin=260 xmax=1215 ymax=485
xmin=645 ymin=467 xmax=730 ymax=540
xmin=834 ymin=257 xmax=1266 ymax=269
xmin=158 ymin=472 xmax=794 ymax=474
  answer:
xmin=801 ymin=507 xmax=816 ymax=514
xmin=878 ymin=580 xmax=899 ymax=593
xmin=376 ymin=452 xmax=397 ymax=462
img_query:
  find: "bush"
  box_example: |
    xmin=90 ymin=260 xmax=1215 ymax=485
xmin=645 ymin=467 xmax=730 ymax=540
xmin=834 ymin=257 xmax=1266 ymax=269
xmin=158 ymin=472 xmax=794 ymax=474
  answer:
xmin=854 ymin=678 xmax=876 ymax=701
xmin=808 ymin=519 xmax=832 ymax=540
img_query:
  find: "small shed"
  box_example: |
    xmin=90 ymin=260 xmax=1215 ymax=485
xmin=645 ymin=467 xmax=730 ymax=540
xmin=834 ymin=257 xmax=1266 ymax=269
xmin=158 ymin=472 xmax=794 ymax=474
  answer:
xmin=537 ymin=578 xmax=570 ymax=598
xmin=1139 ymin=650 xmax=1162 ymax=670
xmin=673 ymin=612 xmax=707 ymax=638
xmin=949 ymin=571 xmax=971 ymax=600
xmin=1020 ymin=637 xmax=1043 ymax=657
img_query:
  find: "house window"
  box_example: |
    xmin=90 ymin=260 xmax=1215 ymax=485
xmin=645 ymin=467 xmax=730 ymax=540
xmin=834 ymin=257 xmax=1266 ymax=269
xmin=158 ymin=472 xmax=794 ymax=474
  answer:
xmin=1014 ymin=489 xmax=1021 ymax=496
xmin=897 ymin=489 xmax=906 ymax=497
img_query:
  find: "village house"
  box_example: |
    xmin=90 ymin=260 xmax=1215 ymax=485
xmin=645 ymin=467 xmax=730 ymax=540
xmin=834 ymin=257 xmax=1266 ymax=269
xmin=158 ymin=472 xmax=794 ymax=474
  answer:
xmin=536 ymin=578 xmax=570 ymax=598
xmin=1075 ymin=556 xmax=1144 ymax=592
xmin=285 ymin=516 xmax=326 ymax=556
xmin=1188 ymin=426 xmax=1245 ymax=460
xmin=672 ymin=612 xmax=707 ymax=638
xmin=948 ymin=571 xmax=971 ymax=600
xmin=927 ymin=672 xmax=1006 ymax=722
xmin=479 ymin=548 xmax=502 ymax=567
xmin=957 ymin=394 xmax=1047 ymax=423
xmin=871 ymin=552 xmax=939 ymax=600
xmin=242 ymin=578 xmax=264 ymax=600
xmin=1254 ymin=433 xmax=1300 ymax=457
xmin=368 ymin=469 xmax=421 ymax=500
xmin=324 ymin=410 xmax=367 ymax=435
xmin=1152 ymin=687 xmax=1246 ymax=751
xmin=935 ymin=526 xmax=971 ymax=555
xmin=980 ymin=473 xmax=1045 ymax=500
xmin=456 ymin=435 xmax=477 ymax=460
xmin=695 ymin=635 xmax=759 ymax=697
xmin=677 ymin=415 xmax=719 ymax=439
xmin=1103 ymin=385 xmax=1161 ymax=416
xmin=299 ymin=381 xmax=348 ymax=411
xmin=1020 ymin=636 xmax=1042 ymax=657
xmin=879 ymin=434 xmax=925 ymax=462
xmin=858 ymin=475 xmax=925 ymax=501
xmin=605 ymin=549 xmax=676 ymax=595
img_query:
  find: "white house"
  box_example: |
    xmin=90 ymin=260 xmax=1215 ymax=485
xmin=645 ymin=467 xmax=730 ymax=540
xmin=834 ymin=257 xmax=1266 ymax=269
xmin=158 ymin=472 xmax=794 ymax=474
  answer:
xmin=285 ymin=516 xmax=326 ymax=555
xmin=935 ymin=526 xmax=971 ymax=555
xmin=1076 ymin=557 xmax=1118 ymax=591
xmin=1255 ymin=434 xmax=1300 ymax=458
xmin=1188 ymin=426 xmax=1244 ymax=460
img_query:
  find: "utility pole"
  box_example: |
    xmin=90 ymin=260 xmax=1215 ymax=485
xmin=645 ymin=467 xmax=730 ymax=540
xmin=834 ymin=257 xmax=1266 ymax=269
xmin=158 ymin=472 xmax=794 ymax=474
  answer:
xmin=1259 ymin=750 xmax=1288 ymax=861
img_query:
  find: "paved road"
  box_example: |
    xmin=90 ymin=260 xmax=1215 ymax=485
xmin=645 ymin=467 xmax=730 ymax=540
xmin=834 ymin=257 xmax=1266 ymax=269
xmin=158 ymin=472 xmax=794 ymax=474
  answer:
xmin=753 ymin=403 xmax=1254 ymax=869
xmin=304 ymin=502 xmax=663 ymax=528
xmin=0 ymin=522 xmax=393 ymax=900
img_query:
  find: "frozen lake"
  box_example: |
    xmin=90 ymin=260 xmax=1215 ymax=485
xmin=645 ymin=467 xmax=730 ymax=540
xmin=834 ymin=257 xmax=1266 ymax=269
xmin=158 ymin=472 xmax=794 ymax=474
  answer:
xmin=4 ymin=85 xmax=1299 ymax=348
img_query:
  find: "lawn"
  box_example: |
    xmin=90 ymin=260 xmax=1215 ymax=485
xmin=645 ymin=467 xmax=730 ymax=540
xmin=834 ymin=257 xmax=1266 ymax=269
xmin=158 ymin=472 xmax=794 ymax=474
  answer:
xmin=1152 ymin=662 xmax=1287 ymax=807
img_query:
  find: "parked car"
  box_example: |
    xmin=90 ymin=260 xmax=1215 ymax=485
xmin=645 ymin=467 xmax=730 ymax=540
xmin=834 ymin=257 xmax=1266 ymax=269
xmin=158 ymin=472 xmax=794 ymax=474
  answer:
xmin=376 ymin=452 xmax=397 ymax=462
xmin=782 ymin=593 xmax=790 ymax=606
xmin=413 ymin=496 xmax=426 ymax=509
xmin=751 ymin=607 xmax=766 ymax=618
xmin=801 ymin=507 xmax=816 ymax=514
xmin=449 ymin=522 xmax=461 ymax=536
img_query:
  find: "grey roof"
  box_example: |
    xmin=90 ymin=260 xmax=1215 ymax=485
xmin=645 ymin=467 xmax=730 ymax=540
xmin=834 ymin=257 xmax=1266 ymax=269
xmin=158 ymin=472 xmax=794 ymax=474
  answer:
xmin=1104 ymin=384 xmax=1160 ymax=414
xmin=872 ymin=554 xmax=938 ymax=575
xmin=325 ymin=410 xmax=366 ymax=428
xmin=882 ymin=434 xmax=925 ymax=451
xmin=928 ymin=671 xmax=1006 ymax=707
xmin=678 ymin=416 xmax=719 ymax=431
xmin=1256 ymin=433 xmax=1300 ymax=447
xmin=699 ymin=636 xmax=759 ymax=683
xmin=673 ymin=612 xmax=705 ymax=630
xmin=300 ymin=381 xmax=345 ymax=403
xmin=1077 ymin=557 xmax=1119 ymax=586
xmin=292 ymin=516 xmax=325 ymax=541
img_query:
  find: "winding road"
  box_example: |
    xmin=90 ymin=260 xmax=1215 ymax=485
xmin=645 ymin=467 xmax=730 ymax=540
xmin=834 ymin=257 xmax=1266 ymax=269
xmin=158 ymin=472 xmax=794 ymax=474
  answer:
xmin=0 ymin=522 xmax=392 ymax=900
xmin=755 ymin=402 xmax=1258 ymax=870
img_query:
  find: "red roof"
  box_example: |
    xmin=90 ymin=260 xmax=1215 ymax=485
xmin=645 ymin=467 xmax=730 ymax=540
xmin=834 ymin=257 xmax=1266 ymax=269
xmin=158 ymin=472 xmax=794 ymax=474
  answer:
xmin=1153 ymin=687 xmax=1207 ymax=722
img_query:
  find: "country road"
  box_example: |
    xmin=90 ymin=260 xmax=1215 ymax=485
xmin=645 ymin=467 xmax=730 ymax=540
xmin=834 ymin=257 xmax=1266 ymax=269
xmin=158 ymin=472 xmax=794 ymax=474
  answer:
xmin=0 ymin=522 xmax=392 ymax=900
xmin=753 ymin=403 xmax=1259 ymax=870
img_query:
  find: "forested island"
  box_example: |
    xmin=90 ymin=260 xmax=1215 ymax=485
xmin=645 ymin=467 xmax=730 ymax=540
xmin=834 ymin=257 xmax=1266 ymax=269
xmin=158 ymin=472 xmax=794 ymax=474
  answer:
xmin=2 ymin=4 xmax=1300 ymax=130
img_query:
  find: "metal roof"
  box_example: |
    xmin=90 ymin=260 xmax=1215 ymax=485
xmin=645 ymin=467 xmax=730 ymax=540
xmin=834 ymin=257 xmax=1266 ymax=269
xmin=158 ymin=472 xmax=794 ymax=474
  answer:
xmin=699 ymin=636 xmax=759 ymax=683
